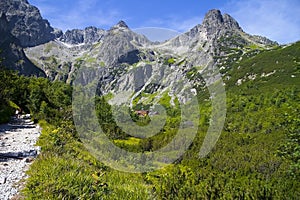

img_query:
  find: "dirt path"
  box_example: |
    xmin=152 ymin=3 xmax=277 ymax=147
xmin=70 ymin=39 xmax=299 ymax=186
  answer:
xmin=0 ymin=115 xmax=41 ymax=200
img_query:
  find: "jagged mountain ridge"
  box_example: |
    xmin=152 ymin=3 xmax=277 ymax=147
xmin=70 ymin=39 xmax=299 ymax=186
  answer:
xmin=24 ymin=20 xmax=153 ymax=83
xmin=24 ymin=9 xmax=277 ymax=90
xmin=0 ymin=0 xmax=281 ymax=105
xmin=59 ymin=26 xmax=106 ymax=45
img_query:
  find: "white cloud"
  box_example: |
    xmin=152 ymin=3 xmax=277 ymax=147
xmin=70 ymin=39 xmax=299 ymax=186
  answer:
xmin=223 ymin=0 xmax=300 ymax=44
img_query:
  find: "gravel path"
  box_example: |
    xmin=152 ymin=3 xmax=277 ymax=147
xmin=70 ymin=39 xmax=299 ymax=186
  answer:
xmin=0 ymin=115 xmax=41 ymax=200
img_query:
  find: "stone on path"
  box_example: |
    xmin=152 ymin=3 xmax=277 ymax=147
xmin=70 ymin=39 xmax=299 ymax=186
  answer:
xmin=0 ymin=115 xmax=41 ymax=200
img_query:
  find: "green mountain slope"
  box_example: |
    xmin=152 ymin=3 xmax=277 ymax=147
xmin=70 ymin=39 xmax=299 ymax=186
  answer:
xmin=225 ymin=41 xmax=300 ymax=91
xmin=140 ymin=42 xmax=300 ymax=199
xmin=1 ymin=42 xmax=298 ymax=199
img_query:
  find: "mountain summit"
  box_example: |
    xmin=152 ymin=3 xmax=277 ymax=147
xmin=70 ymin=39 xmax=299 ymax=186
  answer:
xmin=202 ymin=9 xmax=242 ymax=32
xmin=0 ymin=0 xmax=62 ymax=47
xmin=114 ymin=20 xmax=129 ymax=29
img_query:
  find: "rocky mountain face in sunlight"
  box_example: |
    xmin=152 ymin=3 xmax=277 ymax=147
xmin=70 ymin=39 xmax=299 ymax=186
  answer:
xmin=0 ymin=0 xmax=62 ymax=47
xmin=58 ymin=26 xmax=106 ymax=45
xmin=1 ymin=0 xmax=279 ymax=102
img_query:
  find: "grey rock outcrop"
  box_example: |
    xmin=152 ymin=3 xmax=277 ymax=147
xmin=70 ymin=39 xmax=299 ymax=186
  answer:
xmin=0 ymin=13 xmax=46 ymax=77
xmin=0 ymin=0 xmax=62 ymax=47
xmin=57 ymin=20 xmax=135 ymax=46
xmin=59 ymin=26 xmax=105 ymax=45
xmin=201 ymin=9 xmax=242 ymax=35
xmin=110 ymin=20 xmax=129 ymax=30
xmin=97 ymin=21 xmax=151 ymax=65
xmin=24 ymin=20 xmax=152 ymax=82
xmin=161 ymin=9 xmax=277 ymax=67
xmin=24 ymin=8 xmax=279 ymax=104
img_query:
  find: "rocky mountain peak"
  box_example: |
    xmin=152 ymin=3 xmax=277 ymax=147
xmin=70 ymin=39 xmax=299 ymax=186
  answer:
xmin=0 ymin=0 xmax=62 ymax=47
xmin=222 ymin=13 xmax=242 ymax=30
xmin=202 ymin=9 xmax=242 ymax=33
xmin=116 ymin=20 xmax=129 ymax=28
xmin=202 ymin=9 xmax=224 ymax=26
xmin=110 ymin=20 xmax=129 ymax=31
xmin=58 ymin=26 xmax=105 ymax=45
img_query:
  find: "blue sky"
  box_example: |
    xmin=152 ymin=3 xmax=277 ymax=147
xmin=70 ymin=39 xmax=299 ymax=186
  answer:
xmin=28 ymin=0 xmax=300 ymax=44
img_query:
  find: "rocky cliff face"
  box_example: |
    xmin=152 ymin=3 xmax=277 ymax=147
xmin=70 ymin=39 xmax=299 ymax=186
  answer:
xmin=59 ymin=26 xmax=106 ymax=45
xmin=94 ymin=20 xmax=151 ymax=65
xmin=0 ymin=13 xmax=46 ymax=77
xmin=25 ymin=20 xmax=152 ymax=82
xmin=0 ymin=0 xmax=62 ymax=47
xmin=202 ymin=9 xmax=242 ymax=35
xmin=162 ymin=9 xmax=276 ymax=60
xmin=0 ymin=0 xmax=283 ymax=107
xmin=23 ymin=8 xmax=279 ymax=104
